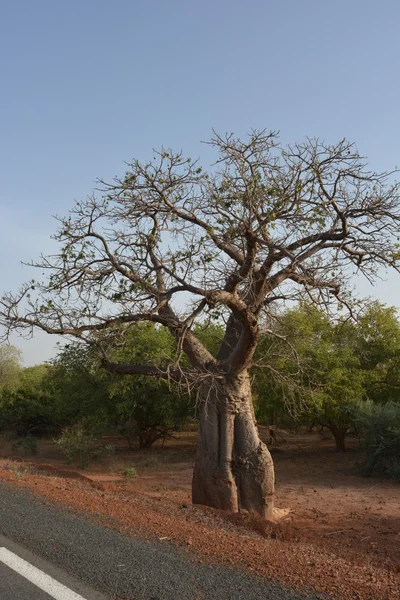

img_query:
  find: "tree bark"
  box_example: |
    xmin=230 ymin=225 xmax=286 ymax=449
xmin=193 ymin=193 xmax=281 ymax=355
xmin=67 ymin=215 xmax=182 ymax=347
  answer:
xmin=192 ymin=372 xmax=275 ymax=519
xmin=332 ymin=428 xmax=347 ymax=452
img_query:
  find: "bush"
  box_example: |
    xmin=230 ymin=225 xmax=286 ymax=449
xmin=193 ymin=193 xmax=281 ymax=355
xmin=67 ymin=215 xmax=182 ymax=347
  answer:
xmin=354 ymin=401 xmax=400 ymax=480
xmin=122 ymin=466 xmax=137 ymax=478
xmin=91 ymin=444 xmax=116 ymax=460
xmin=12 ymin=434 xmax=38 ymax=455
xmin=55 ymin=426 xmax=96 ymax=468
xmin=55 ymin=427 xmax=117 ymax=467
xmin=10 ymin=464 xmax=29 ymax=479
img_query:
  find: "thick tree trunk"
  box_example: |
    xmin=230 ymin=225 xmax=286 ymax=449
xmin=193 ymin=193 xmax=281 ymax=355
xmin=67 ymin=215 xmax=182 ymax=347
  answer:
xmin=332 ymin=428 xmax=347 ymax=452
xmin=192 ymin=372 xmax=275 ymax=519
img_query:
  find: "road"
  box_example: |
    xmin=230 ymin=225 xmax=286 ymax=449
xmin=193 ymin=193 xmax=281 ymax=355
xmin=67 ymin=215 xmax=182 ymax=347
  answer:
xmin=0 ymin=481 xmax=324 ymax=600
xmin=0 ymin=561 xmax=57 ymax=600
xmin=0 ymin=540 xmax=105 ymax=599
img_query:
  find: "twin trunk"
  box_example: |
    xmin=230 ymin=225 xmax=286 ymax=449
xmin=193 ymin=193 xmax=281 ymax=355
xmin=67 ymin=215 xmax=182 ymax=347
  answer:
xmin=192 ymin=373 xmax=275 ymax=519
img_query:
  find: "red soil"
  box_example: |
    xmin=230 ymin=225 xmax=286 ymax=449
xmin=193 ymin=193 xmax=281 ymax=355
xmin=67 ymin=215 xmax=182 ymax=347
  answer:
xmin=0 ymin=430 xmax=398 ymax=600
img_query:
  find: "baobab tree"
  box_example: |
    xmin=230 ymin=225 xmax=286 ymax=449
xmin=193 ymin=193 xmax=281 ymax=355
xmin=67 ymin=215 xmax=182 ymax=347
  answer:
xmin=2 ymin=131 xmax=400 ymax=519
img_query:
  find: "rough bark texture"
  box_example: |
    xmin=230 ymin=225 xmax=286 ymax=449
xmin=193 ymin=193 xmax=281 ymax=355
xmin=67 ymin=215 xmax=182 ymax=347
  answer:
xmin=192 ymin=373 xmax=275 ymax=519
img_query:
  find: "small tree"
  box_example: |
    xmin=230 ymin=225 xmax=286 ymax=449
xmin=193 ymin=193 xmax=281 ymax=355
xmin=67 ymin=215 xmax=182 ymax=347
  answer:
xmin=254 ymin=305 xmax=365 ymax=451
xmin=47 ymin=343 xmax=111 ymax=433
xmin=354 ymin=302 xmax=400 ymax=405
xmin=113 ymin=380 xmax=188 ymax=448
xmin=107 ymin=324 xmax=191 ymax=448
xmin=2 ymin=132 xmax=400 ymax=518
xmin=0 ymin=364 xmax=53 ymax=436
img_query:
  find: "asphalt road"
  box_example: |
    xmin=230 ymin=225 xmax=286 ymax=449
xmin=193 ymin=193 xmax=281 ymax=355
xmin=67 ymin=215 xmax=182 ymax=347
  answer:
xmin=0 ymin=481 xmax=327 ymax=600
xmin=0 ymin=534 xmax=105 ymax=599
xmin=0 ymin=561 xmax=54 ymax=600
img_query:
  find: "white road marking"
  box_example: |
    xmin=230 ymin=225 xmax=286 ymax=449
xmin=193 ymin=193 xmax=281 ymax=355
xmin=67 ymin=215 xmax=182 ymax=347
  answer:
xmin=0 ymin=547 xmax=87 ymax=599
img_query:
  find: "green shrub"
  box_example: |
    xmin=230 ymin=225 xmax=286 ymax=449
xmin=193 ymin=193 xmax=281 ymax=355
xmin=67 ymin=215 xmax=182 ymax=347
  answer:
xmin=12 ymin=434 xmax=38 ymax=455
xmin=91 ymin=444 xmax=116 ymax=460
xmin=354 ymin=401 xmax=400 ymax=480
xmin=122 ymin=466 xmax=137 ymax=478
xmin=55 ymin=426 xmax=96 ymax=468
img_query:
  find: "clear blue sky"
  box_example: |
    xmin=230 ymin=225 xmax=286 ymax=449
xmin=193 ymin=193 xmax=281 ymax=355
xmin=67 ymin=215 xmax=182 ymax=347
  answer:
xmin=1 ymin=0 xmax=400 ymax=365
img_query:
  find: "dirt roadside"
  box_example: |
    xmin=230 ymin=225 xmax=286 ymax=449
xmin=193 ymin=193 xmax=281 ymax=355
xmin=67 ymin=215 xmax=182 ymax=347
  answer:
xmin=0 ymin=432 xmax=399 ymax=600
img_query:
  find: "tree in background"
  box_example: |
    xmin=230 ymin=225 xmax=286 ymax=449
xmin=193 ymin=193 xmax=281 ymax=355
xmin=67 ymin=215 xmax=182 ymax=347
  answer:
xmin=46 ymin=342 xmax=111 ymax=433
xmin=0 ymin=345 xmax=22 ymax=395
xmin=354 ymin=302 xmax=400 ymax=405
xmin=272 ymin=306 xmax=364 ymax=451
xmin=254 ymin=302 xmax=400 ymax=452
xmin=105 ymin=324 xmax=191 ymax=448
xmin=0 ymin=364 xmax=52 ymax=437
xmin=47 ymin=324 xmax=191 ymax=448
xmin=2 ymin=132 xmax=400 ymax=518
xmin=355 ymin=400 xmax=400 ymax=480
